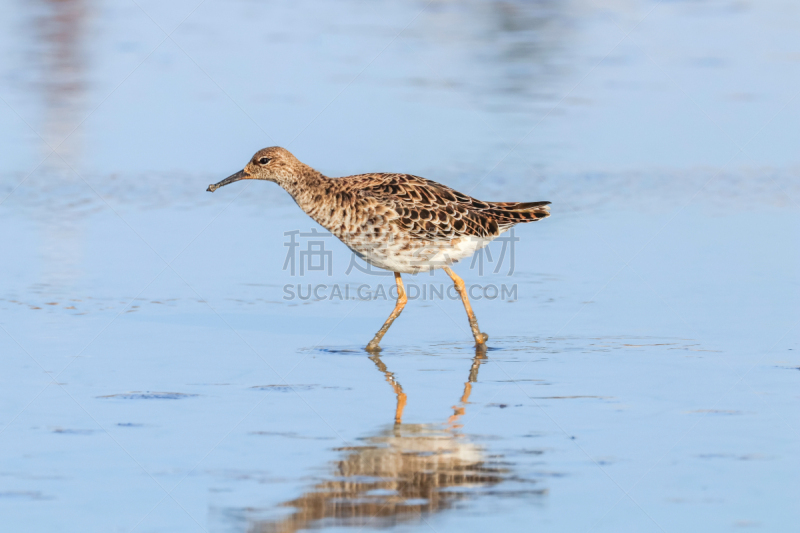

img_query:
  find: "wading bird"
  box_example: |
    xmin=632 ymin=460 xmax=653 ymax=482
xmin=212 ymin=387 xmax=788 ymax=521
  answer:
xmin=207 ymin=147 xmax=550 ymax=351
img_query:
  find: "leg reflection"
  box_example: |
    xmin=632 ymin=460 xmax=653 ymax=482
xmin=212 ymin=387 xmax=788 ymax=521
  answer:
xmin=369 ymin=353 xmax=407 ymax=424
xmin=247 ymin=346 xmax=513 ymax=533
xmin=448 ymin=346 xmax=488 ymax=428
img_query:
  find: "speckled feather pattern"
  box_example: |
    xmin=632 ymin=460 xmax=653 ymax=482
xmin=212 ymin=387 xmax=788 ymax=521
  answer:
xmin=227 ymin=147 xmax=550 ymax=274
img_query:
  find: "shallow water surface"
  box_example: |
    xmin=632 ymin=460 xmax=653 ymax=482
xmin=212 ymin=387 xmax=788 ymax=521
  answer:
xmin=1 ymin=1 xmax=799 ymax=532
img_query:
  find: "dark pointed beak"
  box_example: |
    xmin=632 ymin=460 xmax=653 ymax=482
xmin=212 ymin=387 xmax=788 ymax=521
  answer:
xmin=207 ymin=169 xmax=250 ymax=192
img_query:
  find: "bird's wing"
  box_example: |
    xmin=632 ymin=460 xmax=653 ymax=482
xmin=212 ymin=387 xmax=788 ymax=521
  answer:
xmin=350 ymin=173 xmax=503 ymax=242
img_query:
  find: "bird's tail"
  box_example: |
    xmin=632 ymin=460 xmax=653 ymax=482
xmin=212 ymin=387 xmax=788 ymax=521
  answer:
xmin=487 ymin=200 xmax=551 ymax=224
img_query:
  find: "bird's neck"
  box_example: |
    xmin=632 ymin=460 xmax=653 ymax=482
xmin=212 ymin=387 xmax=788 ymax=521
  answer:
xmin=278 ymin=165 xmax=337 ymax=225
xmin=278 ymin=165 xmax=325 ymax=200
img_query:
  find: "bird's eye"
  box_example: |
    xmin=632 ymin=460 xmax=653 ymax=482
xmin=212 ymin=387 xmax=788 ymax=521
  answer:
xmin=258 ymin=157 xmax=271 ymax=165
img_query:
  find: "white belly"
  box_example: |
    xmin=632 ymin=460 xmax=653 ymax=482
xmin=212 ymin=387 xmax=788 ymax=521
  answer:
xmin=344 ymin=233 xmax=498 ymax=274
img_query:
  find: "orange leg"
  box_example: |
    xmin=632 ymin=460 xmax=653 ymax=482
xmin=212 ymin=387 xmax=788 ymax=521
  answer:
xmin=444 ymin=267 xmax=488 ymax=345
xmin=366 ymin=272 xmax=407 ymax=352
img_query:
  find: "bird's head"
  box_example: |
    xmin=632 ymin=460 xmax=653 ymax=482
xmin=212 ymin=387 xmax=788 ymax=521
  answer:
xmin=207 ymin=147 xmax=301 ymax=192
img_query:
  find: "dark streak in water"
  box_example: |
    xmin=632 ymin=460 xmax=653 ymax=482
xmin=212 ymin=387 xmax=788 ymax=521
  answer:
xmin=250 ymin=431 xmax=335 ymax=441
xmin=250 ymin=385 xmax=317 ymax=392
xmin=533 ymin=395 xmax=612 ymax=400
xmin=0 ymin=491 xmax=53 ymax=501
xmin=51 ymin=428 xmax=95 ymax=435
xmin=97 ymin=392 xmax=199 ymax=400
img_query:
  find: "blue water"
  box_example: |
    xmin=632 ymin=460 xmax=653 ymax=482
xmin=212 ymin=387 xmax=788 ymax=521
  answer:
xmin=1 ymin=1 xmax=798 ymax=532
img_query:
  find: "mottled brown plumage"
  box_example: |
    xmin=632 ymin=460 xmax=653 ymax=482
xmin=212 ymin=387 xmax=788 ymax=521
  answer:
xmin=207 ymin=147 xmax=551 ymax=350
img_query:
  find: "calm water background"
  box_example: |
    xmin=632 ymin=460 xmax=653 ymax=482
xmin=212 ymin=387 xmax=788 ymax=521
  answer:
xmin=1 ymin=1 xmax=799 ymax=532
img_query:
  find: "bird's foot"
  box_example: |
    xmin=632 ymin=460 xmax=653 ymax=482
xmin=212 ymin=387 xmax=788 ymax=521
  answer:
xmin=365 ymin=341 xmax=382 ymax=353
xmin=474 ymin=332 xmax=489 ymax=345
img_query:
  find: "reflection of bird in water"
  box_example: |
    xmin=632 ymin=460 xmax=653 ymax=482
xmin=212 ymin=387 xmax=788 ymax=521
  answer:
xmin=208 ymin=147 xmax=550 ymax=350
xmin=248 ymin=349 xmax=511 ymax=533
xmin=33 ymin=0 xmax=88 ymax=158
